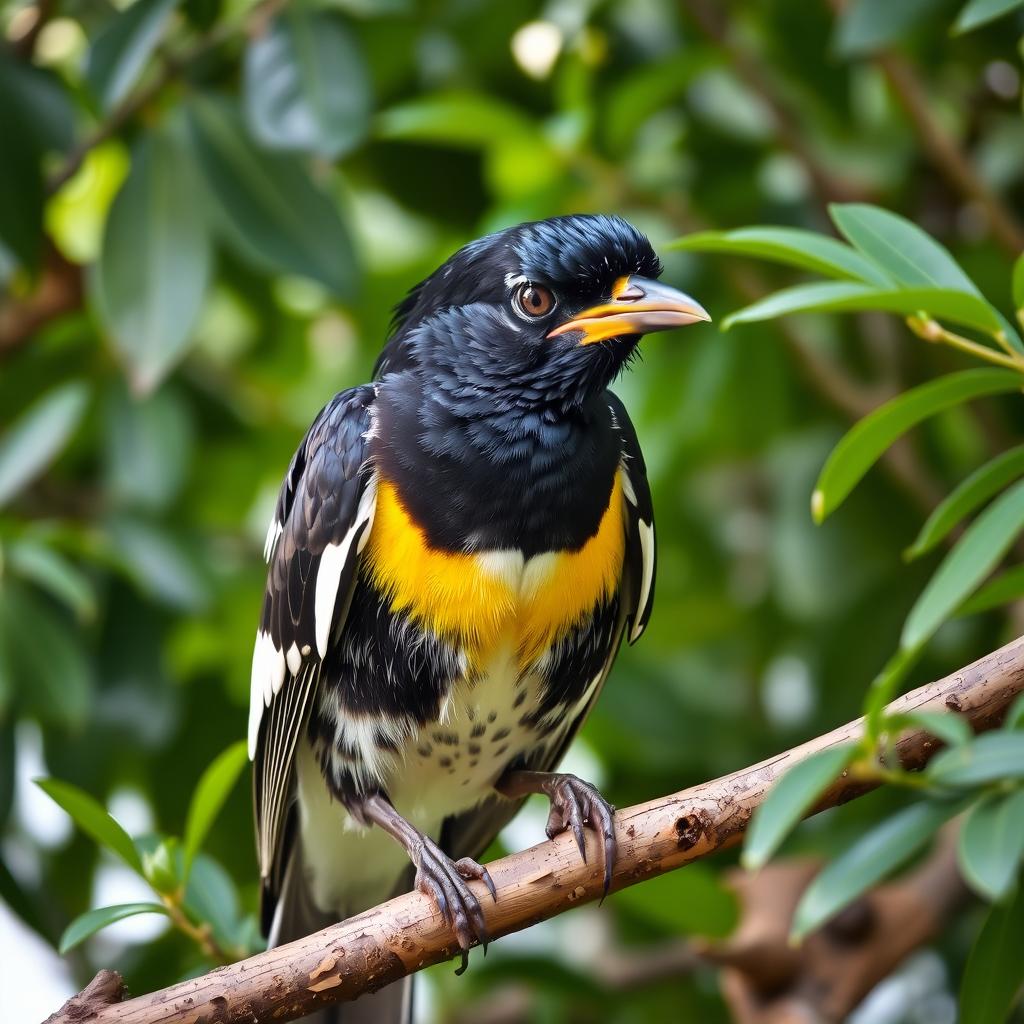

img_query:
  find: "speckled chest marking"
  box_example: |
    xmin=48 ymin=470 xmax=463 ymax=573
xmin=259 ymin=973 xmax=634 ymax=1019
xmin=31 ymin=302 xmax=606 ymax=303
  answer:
xmin=363 ymin=473 xmax=626 ymax=669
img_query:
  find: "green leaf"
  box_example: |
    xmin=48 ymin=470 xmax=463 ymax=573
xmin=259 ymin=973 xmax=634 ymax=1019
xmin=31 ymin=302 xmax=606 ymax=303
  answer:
xmin=1013 ymin=252 xmax=1024 ymax=311
xmin=812 ymin=369 xmax=1021 ymax=523
xmin=723 ymin=281 xmax=1002 ymax=334
xmin=902 ymin=479 xmax=1024 ymax=650
xmin=35 ymin=779 xmax=144 ymax=874
xmin=244 ymin=7 xmax=370 ymax=159
xmin=93 ymin=126 xmax=212 ymax=394
xmin=957 ymin=564 xmax=1024 ymax=617
xmin=958 ymin=789 xmax=1024 ymax=901
xmin=834 ymin=0 xmax=944 ymax=56
xmin=0 ymin=383 xmax=89 ymax=509
xmin=830 ymin=203 xmax=981 ymax=296
xmin=906 ymin=446 xmax=1024 ymax=559
xmin=792 ymin=799 xmax=962 ymax=941
xmin=183 ymin=740 xmax=248 ymax=879
xmin=671 ymin=228 xmax=889 ymax=285
xmin=953 ymin=0 xmax=1024 ymax=34
xmin=86 ymin=0 xmax=178 ymax=112
xmin=186 ymin=94 xmax=357 ymax=295
xmin=887 ymin=710 xmax=973 ymax=748
xmin=743 ymin=743 xmax=858 ymax=870
xmin=59 ymin=902 xmax=167 ymax=954
xmin=376 ymin=91 xmax=538 ymax=149
xmin=0 ymin=49 xmax=74 ymax=154
xmin=864 ymin=646 xmax=923 ymax=739
xmin=927 ymin=731 xmax=1024 ymax=788
xmin=960 ymin=883 xmax=1024 ymax=1024
xmin=6 ymin=539 xmax=96 ymax=621
xmin=0 ymin=96 xmax=43 ymax=270
xmin=184 ymin=852 xmax=243 ymax=948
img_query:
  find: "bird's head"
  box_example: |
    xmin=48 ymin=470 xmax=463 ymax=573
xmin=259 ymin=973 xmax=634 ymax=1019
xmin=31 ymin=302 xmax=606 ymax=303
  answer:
xmin=381 ymin=214 xmax=709 ymax=414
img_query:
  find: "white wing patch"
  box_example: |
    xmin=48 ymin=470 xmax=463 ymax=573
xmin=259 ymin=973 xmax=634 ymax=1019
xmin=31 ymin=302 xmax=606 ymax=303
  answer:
xmin=248 ymin=472 xmax=379 ymax=761
xmin=631 ymin=517 xmax=655 ymax=644
xmin=263 ymin=518 xmax=283 ymax=563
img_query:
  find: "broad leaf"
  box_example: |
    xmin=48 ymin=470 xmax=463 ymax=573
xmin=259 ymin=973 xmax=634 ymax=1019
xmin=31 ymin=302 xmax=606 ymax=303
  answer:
xmin=0 ymin=98 xmax=43 ymax=271
xmin=960 ymin=883 xmax=1024 ymax=1024
xmin=957 ymin=564 xmax=1024 ymax=617
xmin=723 ymin=282 xmax=1002 ymax=335
xmin=902 ymin=479 xmax=1024 ymax=650
xmin=812 ymin=369 xmax=1021 ymax=523
xmin=671 ymin=228 xmax=889 ymax=285
xmin=830 ymin=203 xmax=981 ymax=296
xmin=834 ymin=0 xmax=944 ymax=56
xmin=927 ymin=731 xmax=1024 ymax=788
xmin=957 ymin=789 xmax=1024 ymax=900
xmin=906 ymin=446 xmax=1024 ymax=558
xmin=376 ymin=91 xmax=538 ymax=148
xmin=0 ymin=49 xmax=74 ymax=154
xmin=743 ymin=743 xmax=857 ymax=870
xmin=886 ymin=710 xmax=973 ymax=748
xmin=86 ymin=0 xmax=178 ymax=111
xmin=59 ymin=902 xmax=167 ymax=954
xmin=93 ymin=126 xmax=212 ymax=394
xmin=954 ymin=0 xmax=1024 ymax=34
xmin=183 ymin=740 xmax=247 ymax=879
xmin=35 ymin=779 xmax=144 ymax=874
xmin=0 ymin=383 xmax=89 ymax=508
xmin=186 ymin=94 xmax=357 ymax=295
xmin=792 ymin=799 xmax=962 ymax=940
xmin=6 ymin=539 xmax=96 ymax=621
xmin=244 ymin=7 xmax=370 ymax=158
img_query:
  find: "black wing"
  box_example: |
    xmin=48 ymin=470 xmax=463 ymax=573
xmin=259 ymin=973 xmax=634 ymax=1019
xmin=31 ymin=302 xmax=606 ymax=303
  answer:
xmin=442 ymin=391 xmax=655 ymax=861
xmin=250 ymin=385 xmax=378 ymax=925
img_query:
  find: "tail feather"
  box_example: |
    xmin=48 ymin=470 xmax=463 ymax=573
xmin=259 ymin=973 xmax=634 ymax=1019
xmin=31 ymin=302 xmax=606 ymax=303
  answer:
xmin=269 ymin=846 xmax=413 ymax=1024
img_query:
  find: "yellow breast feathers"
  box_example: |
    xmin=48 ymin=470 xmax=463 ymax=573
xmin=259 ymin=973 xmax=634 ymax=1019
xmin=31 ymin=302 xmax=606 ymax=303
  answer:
xmin=364 ymin=476 xmax=626 ymax=667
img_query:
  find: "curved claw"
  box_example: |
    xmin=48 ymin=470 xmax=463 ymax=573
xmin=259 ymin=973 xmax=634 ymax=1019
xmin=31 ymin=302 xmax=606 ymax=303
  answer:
xmin=545 ymin=775 xmax=618 ymax=901
xmin=414 ymin=841 xmax=493 ymax=973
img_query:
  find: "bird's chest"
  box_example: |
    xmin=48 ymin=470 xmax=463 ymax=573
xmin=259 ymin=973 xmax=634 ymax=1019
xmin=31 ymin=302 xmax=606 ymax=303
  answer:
xmin=363 ymin=473 xmax=626 ymax=671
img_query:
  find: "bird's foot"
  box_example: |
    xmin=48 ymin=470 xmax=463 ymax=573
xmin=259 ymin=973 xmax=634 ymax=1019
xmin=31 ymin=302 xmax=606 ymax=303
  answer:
xmin=497 ymin=770 xmax=617 ymax=900
xmin=412 ymin=836 xmax=496 ymax=974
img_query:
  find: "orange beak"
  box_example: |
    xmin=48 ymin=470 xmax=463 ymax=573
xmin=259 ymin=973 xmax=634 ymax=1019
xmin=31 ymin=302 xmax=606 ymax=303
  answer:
xmin=547 ymin=276 xmax=711 ymax=345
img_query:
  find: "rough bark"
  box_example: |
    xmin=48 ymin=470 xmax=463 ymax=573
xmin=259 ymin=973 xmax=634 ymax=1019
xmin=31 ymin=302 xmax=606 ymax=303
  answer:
xmin=49 ymin=636 xmax=1024 ymax=1024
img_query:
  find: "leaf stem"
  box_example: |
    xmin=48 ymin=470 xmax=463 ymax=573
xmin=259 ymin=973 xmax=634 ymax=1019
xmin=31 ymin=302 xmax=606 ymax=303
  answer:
xmin=160 ymin=892 xmax=234 ymax=965
xmin=906 ymin=315 xmax=1024 ymax=373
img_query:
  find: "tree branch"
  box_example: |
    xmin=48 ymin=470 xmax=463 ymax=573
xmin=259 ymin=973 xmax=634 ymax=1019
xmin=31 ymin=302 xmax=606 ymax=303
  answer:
xmin=48 ymin=636 xmax=1024 ymax=1024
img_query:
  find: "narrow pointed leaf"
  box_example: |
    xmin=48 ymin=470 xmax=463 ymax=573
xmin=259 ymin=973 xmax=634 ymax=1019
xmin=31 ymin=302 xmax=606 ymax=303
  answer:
xmin=183 ymin=740 xmax=248 ymax=879
xmin=723 ymin=281 xmax=1002 ymax=334
xmin=6 ymin=540 xmax=96 ymax=621
xmin=957 ymin=790 xmax=1024 ymax=900
xmin=35 ymin=779 xmax=143 ymax=874
xmin=186 ymin=95 xmax=356 ymax=295
xmin=792 ymin=799 xmax=962 ymax=941
xmin=960 ymin=883 xmax=1024 ymax=1024
xmin=954 ymin=0 xmax=1024 ymax=34
xmin=957 ymin=564 xmax=1024 ymax=617
xmin=244 ymin=7 xmax=370 ymax=158
xmin=906 ymin=446 xmax=1024 ymax=559
xmin=830 ymin=203 xmax=981 ymax=296
xmin=927 ymin=731 xmax=1024 ymax=787
xmin=59 ymin=902 xmax=167 ymax=954
xmin=886 ymin=710 xmax=973 ymax=748
xmin=0 ymin=383 xmax=89 ymax=508
xmin=86 ymin=0 xmax=178 ymax=111
xmin=670 ymin=228 xmax=889 ymax=285
xmin=743 ymin=743 xmax=857 ymax=870
xmin=93 ymin=127 xmax=211 ymax=394
xmin=1013 ymin=252 xmax=1024 ymax=311
xmin=834 ymin=0 xmax=944 ymax=56
xmin=376 ymin=92 xmax=537 ymax=148
xmin=813 ymin=369 xmax=1021 ymax=523
xmin=902 ymin=479 xmax=1024 ymax=650
xmin=1004 ymin=694 xmax=1024 ymax=731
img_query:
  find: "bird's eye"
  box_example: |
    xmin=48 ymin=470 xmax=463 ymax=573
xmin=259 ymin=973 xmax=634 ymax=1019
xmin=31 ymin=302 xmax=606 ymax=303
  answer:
xmin=513 ymin=283 xmax=556 ymax=319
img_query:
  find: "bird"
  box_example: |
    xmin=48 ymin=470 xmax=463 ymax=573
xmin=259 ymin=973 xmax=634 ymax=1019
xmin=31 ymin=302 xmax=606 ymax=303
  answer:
xmin=248 ymin=213 xmax=709 ymax=1021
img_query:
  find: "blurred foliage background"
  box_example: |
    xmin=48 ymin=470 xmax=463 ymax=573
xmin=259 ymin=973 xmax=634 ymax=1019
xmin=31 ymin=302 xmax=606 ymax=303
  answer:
xmin=2 ymin=0 xmax=1024 ymax=1021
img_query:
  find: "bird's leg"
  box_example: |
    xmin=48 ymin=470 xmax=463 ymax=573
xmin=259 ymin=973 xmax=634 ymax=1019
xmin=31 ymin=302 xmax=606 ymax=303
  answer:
xmin=495 ymin=770 xmax=617 ymax=898
xmin=357 ymin=793 xmax=496 ymax=973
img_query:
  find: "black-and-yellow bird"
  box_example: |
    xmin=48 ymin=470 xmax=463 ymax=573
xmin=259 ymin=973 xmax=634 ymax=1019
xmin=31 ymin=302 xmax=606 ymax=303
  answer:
xmin=249 ymin=214 xmax=708 ymax=1020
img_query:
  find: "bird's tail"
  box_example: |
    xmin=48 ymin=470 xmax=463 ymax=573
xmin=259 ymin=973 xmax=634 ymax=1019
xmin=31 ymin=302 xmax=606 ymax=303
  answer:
xmin=269 ymin=845 xmax=413 ymax=1024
